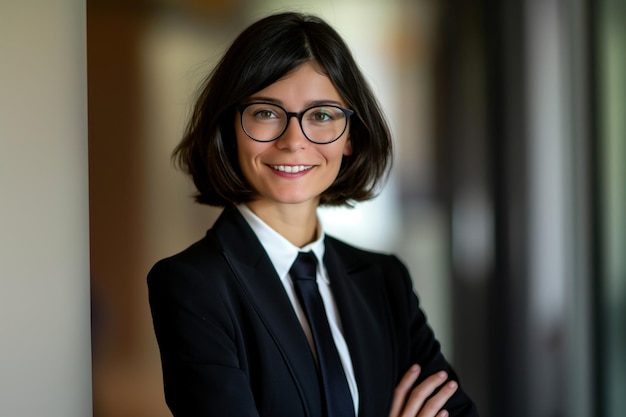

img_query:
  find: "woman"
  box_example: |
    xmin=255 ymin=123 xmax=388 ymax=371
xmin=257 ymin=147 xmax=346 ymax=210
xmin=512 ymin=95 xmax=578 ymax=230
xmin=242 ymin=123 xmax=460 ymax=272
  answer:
xmin=148 ymin=12 xmax=479 ymax=417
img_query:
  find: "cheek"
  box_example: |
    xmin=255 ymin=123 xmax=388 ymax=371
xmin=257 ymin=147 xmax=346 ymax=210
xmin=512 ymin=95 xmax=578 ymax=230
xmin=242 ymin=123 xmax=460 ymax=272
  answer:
xmin=235 ymin=121 xmax=253 ymax=159
xmin=325 ymin=140 xmax=351 ymax=165
xmin=235 ymin=129 xmax=254 ymax=162
xmin=237 ymin=147 xmax=257 ymax=181
xmin=234 ymin=137 xmax=255 ymax=184
xmin=236 ymin=135 xmax=270 ymax=179
xmin=343 ymin=139 xmax=352 ymax=156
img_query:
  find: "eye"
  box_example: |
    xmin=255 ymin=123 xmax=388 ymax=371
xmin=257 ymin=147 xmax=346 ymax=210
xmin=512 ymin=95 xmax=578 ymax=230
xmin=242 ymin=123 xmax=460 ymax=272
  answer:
xmin=243 ymin=103 xmax=285 ymax=121
xmin=309 ymin=108 xmax=336 ymax=122
xmin=253 ymin=109 xmax=278 ymax=119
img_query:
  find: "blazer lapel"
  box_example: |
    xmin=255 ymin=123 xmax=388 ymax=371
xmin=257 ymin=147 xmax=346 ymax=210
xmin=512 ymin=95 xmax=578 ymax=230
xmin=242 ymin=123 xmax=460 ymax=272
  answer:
xmin=324 ymin=238 xmax=395 ymax=417
xmin=211 ymin=207 xmax=322 ymax=417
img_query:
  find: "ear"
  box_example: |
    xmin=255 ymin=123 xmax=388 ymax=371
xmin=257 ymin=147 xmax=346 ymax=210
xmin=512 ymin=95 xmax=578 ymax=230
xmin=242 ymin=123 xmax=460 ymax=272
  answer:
xmin=343 ymin=136 xmax=353 ymax=156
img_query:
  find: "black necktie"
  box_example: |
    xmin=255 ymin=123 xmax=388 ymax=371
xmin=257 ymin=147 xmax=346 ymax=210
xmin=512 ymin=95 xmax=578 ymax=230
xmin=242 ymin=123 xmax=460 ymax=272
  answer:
xmin=290 ymin=251 xmax=355 ymax=417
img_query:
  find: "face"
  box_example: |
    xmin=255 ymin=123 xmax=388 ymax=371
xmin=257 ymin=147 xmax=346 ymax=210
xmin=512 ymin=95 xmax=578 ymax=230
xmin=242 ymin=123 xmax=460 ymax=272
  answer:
xmin=235 ymin=62 xmax=352 ymax=210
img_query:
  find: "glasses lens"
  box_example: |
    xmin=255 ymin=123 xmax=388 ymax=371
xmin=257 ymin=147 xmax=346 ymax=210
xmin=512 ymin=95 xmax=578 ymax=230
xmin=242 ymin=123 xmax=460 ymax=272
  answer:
xmin=302 ymin=106 xmax=349 ymax=143
xmin=240 ymin=103 xmax=350 ymax=143
xmin=241 ymin=103 xmax=287 ymax=142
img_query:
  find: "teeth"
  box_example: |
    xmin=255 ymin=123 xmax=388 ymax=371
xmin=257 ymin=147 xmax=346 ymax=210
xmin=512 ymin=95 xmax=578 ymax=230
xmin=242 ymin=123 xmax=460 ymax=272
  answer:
xmin=271 ymin=165 xmax=313 ymax=173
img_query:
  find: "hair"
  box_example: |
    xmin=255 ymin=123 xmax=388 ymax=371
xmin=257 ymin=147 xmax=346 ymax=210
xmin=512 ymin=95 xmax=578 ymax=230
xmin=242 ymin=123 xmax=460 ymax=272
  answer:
xmin=173 ymin=12 xmax=393 ymax=207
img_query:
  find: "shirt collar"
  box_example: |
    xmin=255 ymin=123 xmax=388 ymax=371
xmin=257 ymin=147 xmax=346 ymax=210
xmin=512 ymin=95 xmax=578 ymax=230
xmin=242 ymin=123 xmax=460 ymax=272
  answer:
xmin=236 ymin=204 xmax=327 ymax=283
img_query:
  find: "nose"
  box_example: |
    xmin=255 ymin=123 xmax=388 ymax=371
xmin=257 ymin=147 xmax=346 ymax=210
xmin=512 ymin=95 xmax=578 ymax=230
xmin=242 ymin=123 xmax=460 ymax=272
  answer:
xmin=275 ymin=116 xmax=307 ymax=150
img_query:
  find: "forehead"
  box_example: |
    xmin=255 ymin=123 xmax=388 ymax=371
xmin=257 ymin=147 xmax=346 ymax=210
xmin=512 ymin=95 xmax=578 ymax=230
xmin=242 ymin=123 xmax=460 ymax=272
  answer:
xmin=248 ymin=62 xmax=346 ymax=107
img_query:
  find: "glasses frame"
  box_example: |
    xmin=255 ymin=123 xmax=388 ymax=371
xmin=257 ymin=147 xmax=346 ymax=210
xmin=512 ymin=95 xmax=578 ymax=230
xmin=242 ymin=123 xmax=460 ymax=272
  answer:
xmin=236 ymin=102 xmax=355 ymax=144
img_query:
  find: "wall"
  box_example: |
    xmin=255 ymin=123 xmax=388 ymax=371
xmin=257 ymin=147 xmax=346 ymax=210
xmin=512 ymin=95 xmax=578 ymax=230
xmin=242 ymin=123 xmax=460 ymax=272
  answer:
xmin=0 ymin=1 xmax=92 ymax=416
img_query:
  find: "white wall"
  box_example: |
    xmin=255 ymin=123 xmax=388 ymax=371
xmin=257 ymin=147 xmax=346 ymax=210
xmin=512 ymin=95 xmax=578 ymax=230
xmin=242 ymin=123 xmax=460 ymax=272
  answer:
xmin=0 ymin=1 xmax=92 ymax=416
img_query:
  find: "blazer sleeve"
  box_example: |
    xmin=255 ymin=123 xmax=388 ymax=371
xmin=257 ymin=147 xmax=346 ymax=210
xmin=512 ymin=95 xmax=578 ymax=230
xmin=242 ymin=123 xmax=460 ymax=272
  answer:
xmin=148 ymin=256 xmax=260 ymax=417
xmin=386 ymin=255 xmax=479 ymax=417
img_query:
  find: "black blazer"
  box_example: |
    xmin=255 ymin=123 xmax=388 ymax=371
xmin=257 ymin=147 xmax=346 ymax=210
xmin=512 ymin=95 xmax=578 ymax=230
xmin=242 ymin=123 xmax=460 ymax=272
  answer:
xmin=148 ymin=207 xmax=478 ymax=417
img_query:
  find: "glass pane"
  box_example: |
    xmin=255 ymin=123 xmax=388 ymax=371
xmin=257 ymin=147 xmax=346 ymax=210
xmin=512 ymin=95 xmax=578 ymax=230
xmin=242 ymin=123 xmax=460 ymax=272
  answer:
xmin=597 ymin=1 xmax=626 ymax=415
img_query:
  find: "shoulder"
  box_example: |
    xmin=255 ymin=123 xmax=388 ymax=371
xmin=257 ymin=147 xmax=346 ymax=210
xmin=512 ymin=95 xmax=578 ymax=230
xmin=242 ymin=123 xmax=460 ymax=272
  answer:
xmin=325 ymin=235 xmax=417 ymax=315
xmin=324 ymin=236 xmax=414 ymax=298
xmin=147 ymin=230 xmax=231 ymax=293
xmin=150 ymin=231 xmax=218 ymax=270
xmin=325 ymin=234 xmax=408 ymax=273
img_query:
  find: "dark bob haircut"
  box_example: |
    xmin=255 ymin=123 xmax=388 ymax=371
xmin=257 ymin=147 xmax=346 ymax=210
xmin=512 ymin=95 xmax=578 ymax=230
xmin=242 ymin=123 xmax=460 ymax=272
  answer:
xmin=173 ymin=12 xmax=393 ymax=207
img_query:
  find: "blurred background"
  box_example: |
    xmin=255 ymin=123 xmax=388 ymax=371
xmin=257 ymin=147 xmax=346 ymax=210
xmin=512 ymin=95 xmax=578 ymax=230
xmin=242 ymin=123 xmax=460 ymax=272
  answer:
xmin=87 ymin=1 xmax=625 ymax=417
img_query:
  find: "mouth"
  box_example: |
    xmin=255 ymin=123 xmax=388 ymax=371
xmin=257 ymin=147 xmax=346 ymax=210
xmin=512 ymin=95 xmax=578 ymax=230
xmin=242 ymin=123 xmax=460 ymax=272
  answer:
xmin=269 ymin=164 xmax=314 ymax=174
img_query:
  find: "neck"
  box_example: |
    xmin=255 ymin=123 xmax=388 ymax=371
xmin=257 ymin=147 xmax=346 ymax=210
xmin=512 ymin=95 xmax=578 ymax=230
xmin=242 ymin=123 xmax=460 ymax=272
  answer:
xmin=244 ymin=200 xmax=319 ymax=248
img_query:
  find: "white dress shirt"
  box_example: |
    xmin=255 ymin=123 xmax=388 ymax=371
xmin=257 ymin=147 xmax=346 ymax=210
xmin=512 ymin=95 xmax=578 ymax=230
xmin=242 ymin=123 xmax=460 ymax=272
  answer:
xmin=236 ymin=204 xmax=359 ymax=414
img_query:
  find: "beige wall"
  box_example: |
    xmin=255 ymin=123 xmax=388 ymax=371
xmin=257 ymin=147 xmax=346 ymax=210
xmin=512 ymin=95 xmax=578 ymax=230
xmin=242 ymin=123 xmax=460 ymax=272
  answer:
xmin=0 ymin=1 xmax=92 ymax=416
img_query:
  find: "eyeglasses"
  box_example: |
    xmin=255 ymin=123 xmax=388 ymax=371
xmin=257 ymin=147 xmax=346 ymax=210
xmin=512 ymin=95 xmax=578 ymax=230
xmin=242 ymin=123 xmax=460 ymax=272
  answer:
xmin=236 ymin=102 xmax=354 ymax=144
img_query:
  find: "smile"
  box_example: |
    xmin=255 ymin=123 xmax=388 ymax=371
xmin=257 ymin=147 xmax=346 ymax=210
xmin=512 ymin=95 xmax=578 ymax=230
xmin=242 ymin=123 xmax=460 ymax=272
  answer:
xmin=269 ymin=165 xmax=314 ymax=173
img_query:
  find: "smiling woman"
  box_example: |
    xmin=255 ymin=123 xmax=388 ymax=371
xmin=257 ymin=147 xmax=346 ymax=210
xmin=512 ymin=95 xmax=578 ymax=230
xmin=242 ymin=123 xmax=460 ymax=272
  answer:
xmin=171 ymin=13 xmax=391 ymax=208
xmin=147 ymin=11 xmax=479 ymax=417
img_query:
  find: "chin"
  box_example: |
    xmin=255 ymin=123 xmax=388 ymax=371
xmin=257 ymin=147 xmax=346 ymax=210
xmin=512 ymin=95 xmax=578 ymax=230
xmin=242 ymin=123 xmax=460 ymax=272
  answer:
xmin=270 ymin=193 xmax=319 ymax=206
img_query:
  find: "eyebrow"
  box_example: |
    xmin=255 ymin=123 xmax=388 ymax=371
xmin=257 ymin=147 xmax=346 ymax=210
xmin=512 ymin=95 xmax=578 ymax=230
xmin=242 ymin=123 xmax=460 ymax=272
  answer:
xmin=245 ymin=96 xmax=346 ymax=108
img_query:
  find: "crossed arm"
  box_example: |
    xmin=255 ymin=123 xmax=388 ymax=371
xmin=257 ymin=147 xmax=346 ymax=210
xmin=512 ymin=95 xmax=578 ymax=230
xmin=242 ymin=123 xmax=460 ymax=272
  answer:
xmin=148 ymin=252 xmax=477 ymax=417
xmin=389 ymin=364 xmax=459 ymax=417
